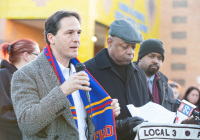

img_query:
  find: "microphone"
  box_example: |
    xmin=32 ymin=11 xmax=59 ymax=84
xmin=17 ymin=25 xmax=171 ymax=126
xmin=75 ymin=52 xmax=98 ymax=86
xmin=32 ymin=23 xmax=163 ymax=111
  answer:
xmin=173 ymin=99 xmax=199 ymax=118
xmin=75 ymin=63 xmax=96 ymax=134
xmin=75 ymin=63 xmax=91 ymax=103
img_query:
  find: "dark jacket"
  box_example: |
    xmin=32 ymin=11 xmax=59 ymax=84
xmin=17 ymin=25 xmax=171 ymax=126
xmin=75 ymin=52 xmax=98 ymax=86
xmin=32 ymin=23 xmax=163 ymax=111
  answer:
xmin=154 ymin=71 xmax=176 ymax=111
xmin=85 ymin=49 xmax=149 ymax=120
xmin=85 ymin=49 xmax=149 ymax=140
xmin=134 ymin=62 xmax=176 ymax=112
xmin=133 ymin=62 xmax=176 ymax=112
xmin=0 ymin=59 xmax=22 ymax=140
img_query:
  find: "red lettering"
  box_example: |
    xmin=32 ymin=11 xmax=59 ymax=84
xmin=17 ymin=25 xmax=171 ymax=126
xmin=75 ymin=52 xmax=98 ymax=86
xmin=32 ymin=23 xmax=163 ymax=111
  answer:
xmin=94 ymin=125 xmax=114 ymax=139
xmin=94 ymin=131 xmax=99 ymax=140
xmin=105 ymin=125 xmax=114 ymax=137
xmin=98 ymin=130 xmax=105 ymax=140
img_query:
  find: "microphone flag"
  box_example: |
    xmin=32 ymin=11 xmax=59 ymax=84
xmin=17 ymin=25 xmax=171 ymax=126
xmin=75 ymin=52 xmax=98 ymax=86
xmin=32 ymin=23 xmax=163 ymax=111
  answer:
xmin=178 ymin=102 xmax=193 ymax=117
xmin=178 ymin=100 xmax=196 ymax=117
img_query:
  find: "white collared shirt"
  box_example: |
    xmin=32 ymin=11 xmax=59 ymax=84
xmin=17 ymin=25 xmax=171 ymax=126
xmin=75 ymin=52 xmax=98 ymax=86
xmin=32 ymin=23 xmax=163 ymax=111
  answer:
xmin=57 ymin=61 xmax=87 ymax=140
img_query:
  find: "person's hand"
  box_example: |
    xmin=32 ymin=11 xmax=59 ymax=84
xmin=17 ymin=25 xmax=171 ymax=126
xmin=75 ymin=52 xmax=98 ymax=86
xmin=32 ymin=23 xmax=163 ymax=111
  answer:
xmin=116 ymin=117 xmax=145 ymax=137
xmin=111 ymin=99 xmax=120 ymax=117
xmin=60 ymin=71 xmax=91 ymax=96
xmin=181 ymin=116 xmax=198 ymax=124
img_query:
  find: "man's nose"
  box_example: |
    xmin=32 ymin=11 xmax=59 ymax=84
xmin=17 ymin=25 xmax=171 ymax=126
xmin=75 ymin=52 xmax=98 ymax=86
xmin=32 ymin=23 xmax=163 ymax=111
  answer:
xmin=72 ymin=33 xmax=80 ymax=43
xmin=152 ymin=57 xmax=159 ymax=63
xmin=127 ymin=46 xmax=134 ymax=55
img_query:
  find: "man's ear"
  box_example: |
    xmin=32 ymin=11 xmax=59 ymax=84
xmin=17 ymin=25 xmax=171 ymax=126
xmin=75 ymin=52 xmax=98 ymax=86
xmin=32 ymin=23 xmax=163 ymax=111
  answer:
xmin=107 ymin=38 xmax=112 ymax=48
xmin=22 ymin=52 xmax=29 ymax=62
xmin=47 ymin=33 xmax=55 ymax=45
xmin=138 ymin=59 xmax=141 ymax=62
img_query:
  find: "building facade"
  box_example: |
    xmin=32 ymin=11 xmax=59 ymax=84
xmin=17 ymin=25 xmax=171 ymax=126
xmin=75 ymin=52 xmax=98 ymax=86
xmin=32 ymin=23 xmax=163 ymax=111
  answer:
xmin=160 ymin=0 xmax=200 ymax=97
xmin=0 ymin=0 xmax=160 ymax=61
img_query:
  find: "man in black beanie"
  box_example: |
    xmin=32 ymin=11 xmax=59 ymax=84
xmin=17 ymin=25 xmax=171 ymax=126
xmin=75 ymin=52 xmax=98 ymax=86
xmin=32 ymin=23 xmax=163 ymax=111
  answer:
xmin=137 ymin=39 xmax=175 ymax=111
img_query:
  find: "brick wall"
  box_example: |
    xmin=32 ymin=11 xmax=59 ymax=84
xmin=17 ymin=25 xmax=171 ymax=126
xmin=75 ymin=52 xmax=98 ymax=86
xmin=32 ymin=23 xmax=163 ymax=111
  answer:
xmin=160 ymin=0 xmax=200 ymax=98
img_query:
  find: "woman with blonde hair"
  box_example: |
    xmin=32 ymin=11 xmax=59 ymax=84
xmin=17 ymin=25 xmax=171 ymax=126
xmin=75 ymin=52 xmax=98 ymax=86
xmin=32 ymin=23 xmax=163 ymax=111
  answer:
xmin=0 ymin=39 xmax=40 ymax=140
xmin=168 ymin=80 xmax=181 ymax=99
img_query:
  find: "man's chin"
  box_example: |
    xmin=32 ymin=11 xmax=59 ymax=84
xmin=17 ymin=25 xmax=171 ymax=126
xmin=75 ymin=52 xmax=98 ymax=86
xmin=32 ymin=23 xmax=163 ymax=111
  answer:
xmin=71 ymin=53 xmax=78 ymax=58
xmin=68 ymin=55 xmax=78 ymax=60
xmin=148 ymin=71 xmax=157 ymax=76
xmin=119 ymin=61 xmax=131 ymax=66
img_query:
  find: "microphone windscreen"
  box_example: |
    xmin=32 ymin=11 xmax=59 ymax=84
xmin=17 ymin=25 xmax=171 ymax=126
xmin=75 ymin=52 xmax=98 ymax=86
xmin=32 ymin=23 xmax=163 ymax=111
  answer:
xmin=75 ymin=63 xmax=86 ymax=72
xmin=173 ymin=99 xmax=181 ymax=107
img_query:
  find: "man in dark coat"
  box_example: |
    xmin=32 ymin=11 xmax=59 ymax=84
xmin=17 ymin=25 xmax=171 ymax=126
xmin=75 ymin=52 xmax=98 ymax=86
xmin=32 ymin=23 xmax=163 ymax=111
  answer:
xmin=137 ymin=39 xmax=175 ymax=112
xmin=85 ymin=19 xmax=149 ymax=140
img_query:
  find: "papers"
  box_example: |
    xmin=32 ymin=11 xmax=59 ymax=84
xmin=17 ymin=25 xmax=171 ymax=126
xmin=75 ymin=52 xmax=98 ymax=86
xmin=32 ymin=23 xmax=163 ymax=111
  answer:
xmin=175 ymin=111 xmax=188 ymax=124
xmin=127 ymin=102 xmax=176 ymax=124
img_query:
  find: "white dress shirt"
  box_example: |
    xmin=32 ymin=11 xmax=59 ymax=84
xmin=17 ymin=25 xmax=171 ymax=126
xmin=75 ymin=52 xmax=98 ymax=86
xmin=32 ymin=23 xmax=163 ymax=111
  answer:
xmin=57 ymin=61 xmax=87 ymax=140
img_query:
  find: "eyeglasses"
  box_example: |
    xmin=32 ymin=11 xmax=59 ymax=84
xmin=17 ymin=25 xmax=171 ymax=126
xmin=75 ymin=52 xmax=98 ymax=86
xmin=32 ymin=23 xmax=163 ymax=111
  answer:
xmin=30 ymin=52 xmax=39 ymax=56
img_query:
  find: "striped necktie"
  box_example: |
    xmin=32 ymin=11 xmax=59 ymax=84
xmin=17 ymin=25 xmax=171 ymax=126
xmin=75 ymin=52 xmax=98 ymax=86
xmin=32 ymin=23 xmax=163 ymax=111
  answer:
xmin=148 ymin=80 xmax=153 ymax=94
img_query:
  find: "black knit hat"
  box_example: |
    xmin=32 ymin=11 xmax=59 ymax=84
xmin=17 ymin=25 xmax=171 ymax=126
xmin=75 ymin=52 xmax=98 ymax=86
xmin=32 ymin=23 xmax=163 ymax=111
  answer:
xmin=138 ymin=39 xmax=165 ymax=61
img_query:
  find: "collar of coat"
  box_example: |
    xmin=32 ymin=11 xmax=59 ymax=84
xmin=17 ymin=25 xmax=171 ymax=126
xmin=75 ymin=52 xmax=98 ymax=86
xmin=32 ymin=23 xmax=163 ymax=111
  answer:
xmin=157 ymin=71 xmax=168 ymax=84
xmin=94 ymin=48 xmax=139 ymax=72
xmin=0 ymin=59 xmax=17 ymax=74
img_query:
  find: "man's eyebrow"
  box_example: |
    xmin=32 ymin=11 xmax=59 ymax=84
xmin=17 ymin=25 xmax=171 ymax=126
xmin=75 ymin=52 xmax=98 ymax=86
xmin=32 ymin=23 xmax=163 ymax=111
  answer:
xmin=120 ymin=42 xmax=129 ymax=46
xmin=150 ymin=53 xmax=162 ymax=57
xmin=65 ymin=29 xmax=82 ymax=32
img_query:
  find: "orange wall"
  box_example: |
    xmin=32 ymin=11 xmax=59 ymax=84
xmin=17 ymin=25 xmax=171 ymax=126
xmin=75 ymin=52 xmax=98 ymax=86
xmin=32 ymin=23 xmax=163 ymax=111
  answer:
xmin=5 ymin=20 xmax=46 ymax=50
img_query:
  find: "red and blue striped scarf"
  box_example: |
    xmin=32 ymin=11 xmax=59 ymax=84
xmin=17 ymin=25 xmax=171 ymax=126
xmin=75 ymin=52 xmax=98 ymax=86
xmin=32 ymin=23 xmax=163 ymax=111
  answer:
xmin=44 ymin=44 xmax=117 ymax=140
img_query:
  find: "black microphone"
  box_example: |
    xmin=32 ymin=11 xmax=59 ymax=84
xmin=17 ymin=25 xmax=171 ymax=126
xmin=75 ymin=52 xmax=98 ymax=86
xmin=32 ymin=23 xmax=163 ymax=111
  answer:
xmin=75 ymin=63 xmax=91 ymax=103
xmin=75 ymin=63 xmax=94 ymax=130
xmin=173 ymin=99 xmax=199 ymax=118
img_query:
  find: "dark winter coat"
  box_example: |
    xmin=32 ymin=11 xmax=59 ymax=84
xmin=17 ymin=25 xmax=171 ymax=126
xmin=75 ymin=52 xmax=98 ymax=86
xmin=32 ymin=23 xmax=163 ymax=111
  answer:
xmin=153 ymin=71 xmax=176 ymax=111
xmin=133 ymin=62 xmax=176 ymax=112
xmin=85 ymin=49 xmax=149 ymax=120
xmin=0 ymin=59 xmax=22 ymax=140
xmin=85 ymin=49 xmax=149 ymax=140
xmin=85 ymin=49 xmax=176 ymax=139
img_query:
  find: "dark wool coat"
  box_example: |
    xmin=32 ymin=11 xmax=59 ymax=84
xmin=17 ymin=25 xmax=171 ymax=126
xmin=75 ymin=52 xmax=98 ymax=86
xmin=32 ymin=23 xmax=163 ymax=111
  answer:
xmin=153 ymin=71 xmax=176 ymax=111
xmin=133 ymin=62 xmax=176 ymax=112
xmin=85 ymin=49 xmax=149 ymax=121
xmin=85 ymin=49 xmax=150 ymax=140
xmin=85 ymin=49 xmax=176 ymax=140
xmin=0 ymin=59 xmax=22 ymax=140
